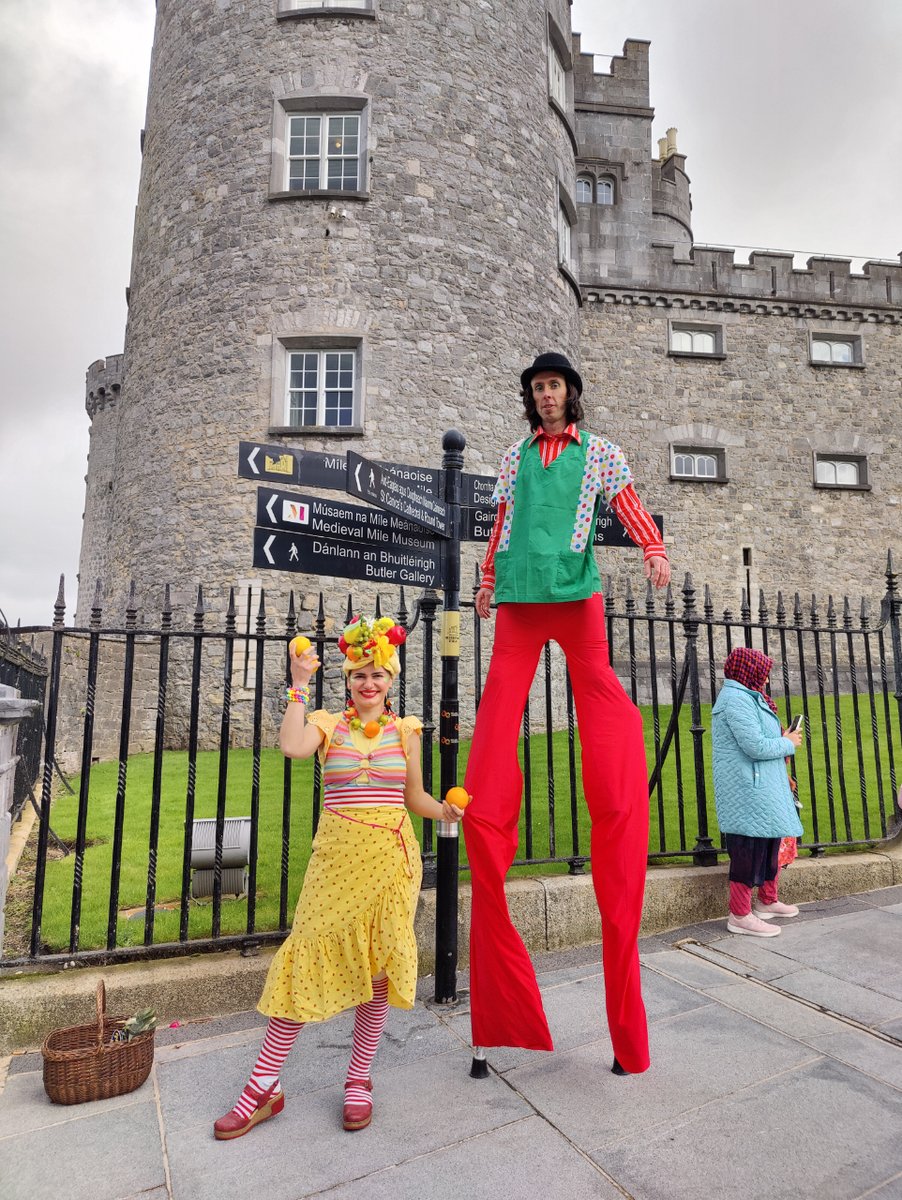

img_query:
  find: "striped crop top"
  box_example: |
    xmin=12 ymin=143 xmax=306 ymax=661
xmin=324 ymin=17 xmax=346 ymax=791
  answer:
xmin=310 ymin=714 xmax=420 ymax=809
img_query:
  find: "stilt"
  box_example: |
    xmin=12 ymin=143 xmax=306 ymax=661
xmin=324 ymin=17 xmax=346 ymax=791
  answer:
xmin=470 ymin=1046 xmax=489 ymax=1079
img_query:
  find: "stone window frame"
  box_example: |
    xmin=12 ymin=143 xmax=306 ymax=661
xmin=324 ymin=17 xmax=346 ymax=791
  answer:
xmin=667 ymin=320 xmax=726 ymax=360
xmin=670 ymin=445 xmax=728 ymax=484
xmin=269 ymin=94 xmax=370 ymax=202
xmin=813 ymin=452 xmax=871 ymax=491
xmin=276 ymin=0 xmax=376 ymax=19
xmin=596 ymin=175 xmax=615 ymax=205
xmin=556 ymin=181 xmax=581 ymax=304
xmin=808 ymin=332 xmax=864 ymax=368
xmin=546 ymin=15 xmax=577 ymax=153
xmin=270 ymin=335 xmax=365 ymax=436
xmin=575 ymin=171 xmax=617 ymax=206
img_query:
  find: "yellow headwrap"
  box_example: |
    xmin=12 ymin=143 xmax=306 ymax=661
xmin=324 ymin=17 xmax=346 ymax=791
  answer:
xmin=339 ymin=615 xmax=406 ymax=677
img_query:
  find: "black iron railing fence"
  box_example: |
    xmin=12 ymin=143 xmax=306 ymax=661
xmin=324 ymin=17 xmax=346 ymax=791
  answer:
xmin=0 ymin=624 xmax=49 ymax=822
xmin=2 ymin=553 xmax=901 ymax=969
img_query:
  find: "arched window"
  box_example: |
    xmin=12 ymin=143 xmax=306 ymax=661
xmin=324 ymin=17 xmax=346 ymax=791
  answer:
xmin=596 ymin=176 xmax=615 ymax=205
xmin=576 ymin=175 xmax=593 ymax=204
xmin=671 ymin=446 xmax=726 ymax=482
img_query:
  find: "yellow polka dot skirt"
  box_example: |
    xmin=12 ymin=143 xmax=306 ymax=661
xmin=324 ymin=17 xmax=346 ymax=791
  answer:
xmin=257 ymin=807 xmax=423 ymax=1023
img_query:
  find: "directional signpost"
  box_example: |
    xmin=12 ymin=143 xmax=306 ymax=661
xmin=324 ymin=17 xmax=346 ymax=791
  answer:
xmin=346 ymin=451 xmax=450 ymax=538
xmin=253 ymin=528 xmax=441 ymax=588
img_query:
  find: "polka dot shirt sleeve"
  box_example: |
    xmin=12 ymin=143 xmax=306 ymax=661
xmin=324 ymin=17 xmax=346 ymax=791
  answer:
xmin=596 ymin=439 xmax=633 ymax=505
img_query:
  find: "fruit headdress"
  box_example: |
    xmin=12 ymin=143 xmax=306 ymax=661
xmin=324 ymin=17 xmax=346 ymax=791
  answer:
xmin=338 ymin=615 xmax=406 ymax=677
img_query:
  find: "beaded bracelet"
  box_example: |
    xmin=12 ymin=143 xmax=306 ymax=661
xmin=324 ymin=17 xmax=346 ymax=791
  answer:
xmin=285 ymin=684 xmax=311 ymax=706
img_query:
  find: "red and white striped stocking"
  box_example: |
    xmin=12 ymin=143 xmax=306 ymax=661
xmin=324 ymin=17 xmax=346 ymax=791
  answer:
xmin=230 ymin=1016 xmax=304 ymax=1121
xmin=345 ymin=976 xmax=389 ymax=1109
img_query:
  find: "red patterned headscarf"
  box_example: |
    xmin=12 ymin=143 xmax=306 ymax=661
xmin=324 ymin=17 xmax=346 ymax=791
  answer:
xmin=723 ymin=647 xmax=779 ymax=716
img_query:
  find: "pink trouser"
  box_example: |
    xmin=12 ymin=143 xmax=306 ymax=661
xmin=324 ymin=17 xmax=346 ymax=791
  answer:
xmin=464 ymin=595 xmax=651 ymax=1073
xmin=729 ymin=872 xmax=780 ymax=916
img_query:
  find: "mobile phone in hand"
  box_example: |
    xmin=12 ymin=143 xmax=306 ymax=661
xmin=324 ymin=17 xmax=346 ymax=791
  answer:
xmin=787 ymin=715 xmax=803 ymax=733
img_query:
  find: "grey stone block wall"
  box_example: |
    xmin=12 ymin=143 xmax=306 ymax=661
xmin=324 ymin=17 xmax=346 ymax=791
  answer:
xmin=580 ymin=299 xmax=901 ymax=606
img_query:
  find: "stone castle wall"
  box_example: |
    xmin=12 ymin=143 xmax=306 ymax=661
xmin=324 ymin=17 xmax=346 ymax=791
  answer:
xmin=579 ymin=297 xmax=901 ymax=607
xmin=78 ymin=0 xmax=580 ymax=624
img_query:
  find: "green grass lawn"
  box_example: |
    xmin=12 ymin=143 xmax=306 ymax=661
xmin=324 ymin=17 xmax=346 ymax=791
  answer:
xmin=32 ymin=696 xmax=901 ymax=953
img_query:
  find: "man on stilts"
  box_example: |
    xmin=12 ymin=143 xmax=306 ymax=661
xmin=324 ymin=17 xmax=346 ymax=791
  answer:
xmin=465 ymin=352 xmax=671 ymax=1076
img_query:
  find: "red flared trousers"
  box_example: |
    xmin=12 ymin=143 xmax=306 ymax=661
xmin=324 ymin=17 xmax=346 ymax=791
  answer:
xmin=464 ymin=595 xmax=651 ymax=1073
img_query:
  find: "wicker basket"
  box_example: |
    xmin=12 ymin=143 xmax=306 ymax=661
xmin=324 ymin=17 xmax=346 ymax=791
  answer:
xmin=42 ymin=980 xmax=155 ymax=1105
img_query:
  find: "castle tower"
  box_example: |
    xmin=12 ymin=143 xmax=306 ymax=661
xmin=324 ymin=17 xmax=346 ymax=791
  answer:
xmin=77 ymin=356 xmax=123 ymax=616
xmin=572 ymin=38 xmax=693 ymax=284
xmin=78 ymin=0 xmax=581 ymax=618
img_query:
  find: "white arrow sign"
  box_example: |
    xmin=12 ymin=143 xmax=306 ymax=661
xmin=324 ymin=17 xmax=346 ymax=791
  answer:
xmin=263 ymin=534 xmax=276 ymax=565
xmin=266 ymin=494 xmax=278 ymax=524
xmin=248 ymin=446 xmax=260 ymax=475
xmin=354 ymin=461 xmax=362 ymax=491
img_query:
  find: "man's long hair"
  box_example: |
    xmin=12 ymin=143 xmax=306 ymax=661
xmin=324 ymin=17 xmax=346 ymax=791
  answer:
xmin=520 ymin=382 xmax=585 ymax=431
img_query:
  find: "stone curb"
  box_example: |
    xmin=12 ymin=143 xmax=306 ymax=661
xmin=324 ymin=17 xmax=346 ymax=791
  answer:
xmin=1 ymin=836 xmax=899 ymax=1054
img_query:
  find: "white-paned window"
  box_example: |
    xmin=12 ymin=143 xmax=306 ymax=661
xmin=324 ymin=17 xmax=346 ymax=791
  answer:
xmin=287 ymin=113 xmax=360 ymax=191
xmin=673 ymin=452 xmax=717 ymax=479
xmin=810 ymin=335 xmax=862 ymax=366
xmin=287 ymin=349 xmax=356 ymax=427
xmin=548 ymin=42 xmax=567 ymax=109
xmin=668 ymin=323 xmax=724 ymax=356
xmin=671 ymin=328 xmax=716 ymax=354
xmin=576 ymin=176 xmax=593 ymax=204
xmin=814 ymin=455 xmax=868 ymax=488
xmin=597 ymin=176 xmax=615 ymax=205
xmin=671 ymin=446 xmax=726 ymax=482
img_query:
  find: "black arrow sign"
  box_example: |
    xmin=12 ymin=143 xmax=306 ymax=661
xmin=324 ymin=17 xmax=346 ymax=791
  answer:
xmin=238 ymin=442 xmax=348 ymax=489
xmin=256 ymin=487 xmax=436 ymax=548
xmin=253 ymin=528 xmax=441 ymax=587
xmin=346 ymin=451 xmax=450 ymax=537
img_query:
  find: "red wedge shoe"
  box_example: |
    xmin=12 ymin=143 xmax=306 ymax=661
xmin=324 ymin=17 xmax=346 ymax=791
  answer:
xmin=342 ymin=1078 xmax=373 ymax=1131
xmin=214 ymin=1081 xmax=285 ymax=1140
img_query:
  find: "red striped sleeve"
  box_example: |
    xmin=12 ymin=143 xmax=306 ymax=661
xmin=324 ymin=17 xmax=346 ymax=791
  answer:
xmin=611 ymin=484 xmax=667 ymax=562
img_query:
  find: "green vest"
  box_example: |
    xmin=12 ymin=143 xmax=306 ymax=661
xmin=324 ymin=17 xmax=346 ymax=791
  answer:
xmin=494 ymin=436 xmax=602 ymax=604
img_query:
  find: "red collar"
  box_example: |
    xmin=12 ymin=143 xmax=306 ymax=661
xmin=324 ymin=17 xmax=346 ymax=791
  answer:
xmin=529 ymin=422 xmax=581 ymax=447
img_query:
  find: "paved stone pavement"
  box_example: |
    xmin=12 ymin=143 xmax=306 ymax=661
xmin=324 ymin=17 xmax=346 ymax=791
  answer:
xmin=2 ymin=887 xmax=901 ymax=1200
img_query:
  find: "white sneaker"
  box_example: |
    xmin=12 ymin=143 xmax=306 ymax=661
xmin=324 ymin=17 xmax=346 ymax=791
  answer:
xmin=754 ymin=900 xmax=799 ymax=918
xmin=726 ymin=912 xmax=781 ymax=937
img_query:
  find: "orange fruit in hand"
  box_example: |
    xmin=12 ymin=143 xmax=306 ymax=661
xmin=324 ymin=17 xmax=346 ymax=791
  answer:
xmin=446 ymin=786 xmax=471 ymax=810
xmin=289 ymin=636 xmax=319 ymax=671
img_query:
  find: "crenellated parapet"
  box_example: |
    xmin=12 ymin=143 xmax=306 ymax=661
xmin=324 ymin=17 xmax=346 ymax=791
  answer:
xmin=85 ymin=355 xmax=124 ymax=419
xmin=584 ymin=245 xmax=902 ymax=316
xmin=572 ymin=36 xmax=651 ymax=113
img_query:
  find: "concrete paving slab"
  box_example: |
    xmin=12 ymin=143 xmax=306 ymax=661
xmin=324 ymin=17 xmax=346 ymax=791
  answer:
xmin=853 ymin=1170 xmax=902 ymax=1199
xmin=505 ymin=1001 xmax=818 ymax=1150
xmin=856 ymin=885 xmax=902 ymax=907
xmin=759 ymin=909 xmax=902 ymax=994
xmin=595 ymin=1057 xmax=902 ymax=1200
xmin=164 ymin=1049 xmax=530 ymax=1200
xmin=773 ymin=968 xmax=902 ymax=1027
xmin=0 ymin=1066 xmax=153 ymax=1138
xmin=695 ymin=934 xmax=806 ymax=981
xmin=642 ymin=946 xmax=739 ymax=990
xmin=0 ymin=1098 xmax=166 ymax=1200
xmin=804 ymin=1027 xmax=902 ymax=1089
xmin=702 ymin=980 xmax=853 ymax=1041
xmin=316 ymin=1114 xmax=625 ymax=1200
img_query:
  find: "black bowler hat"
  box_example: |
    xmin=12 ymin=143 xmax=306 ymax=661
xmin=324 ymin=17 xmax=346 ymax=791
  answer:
xmin=520 ymin=351 xmax=583 ymax=398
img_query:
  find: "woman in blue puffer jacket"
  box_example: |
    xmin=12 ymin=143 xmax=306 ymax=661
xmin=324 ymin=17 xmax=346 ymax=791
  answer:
xmin=712 ymin=647 xmax=804 ymax=937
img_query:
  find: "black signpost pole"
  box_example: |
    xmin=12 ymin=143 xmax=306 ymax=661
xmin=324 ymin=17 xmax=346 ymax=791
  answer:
xmin=434 ymin=429 xmax=465 ymax=1004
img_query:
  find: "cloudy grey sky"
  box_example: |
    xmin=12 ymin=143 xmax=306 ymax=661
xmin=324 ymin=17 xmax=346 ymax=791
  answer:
xmin=1 ymin=0 xmax=900 ymax=627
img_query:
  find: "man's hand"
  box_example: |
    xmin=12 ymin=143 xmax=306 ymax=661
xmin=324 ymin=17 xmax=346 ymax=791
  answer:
xmin=474 ymin=586 xmax=494 ymax=619
xmin=644 ymin=556 xmax=671 ymax=589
